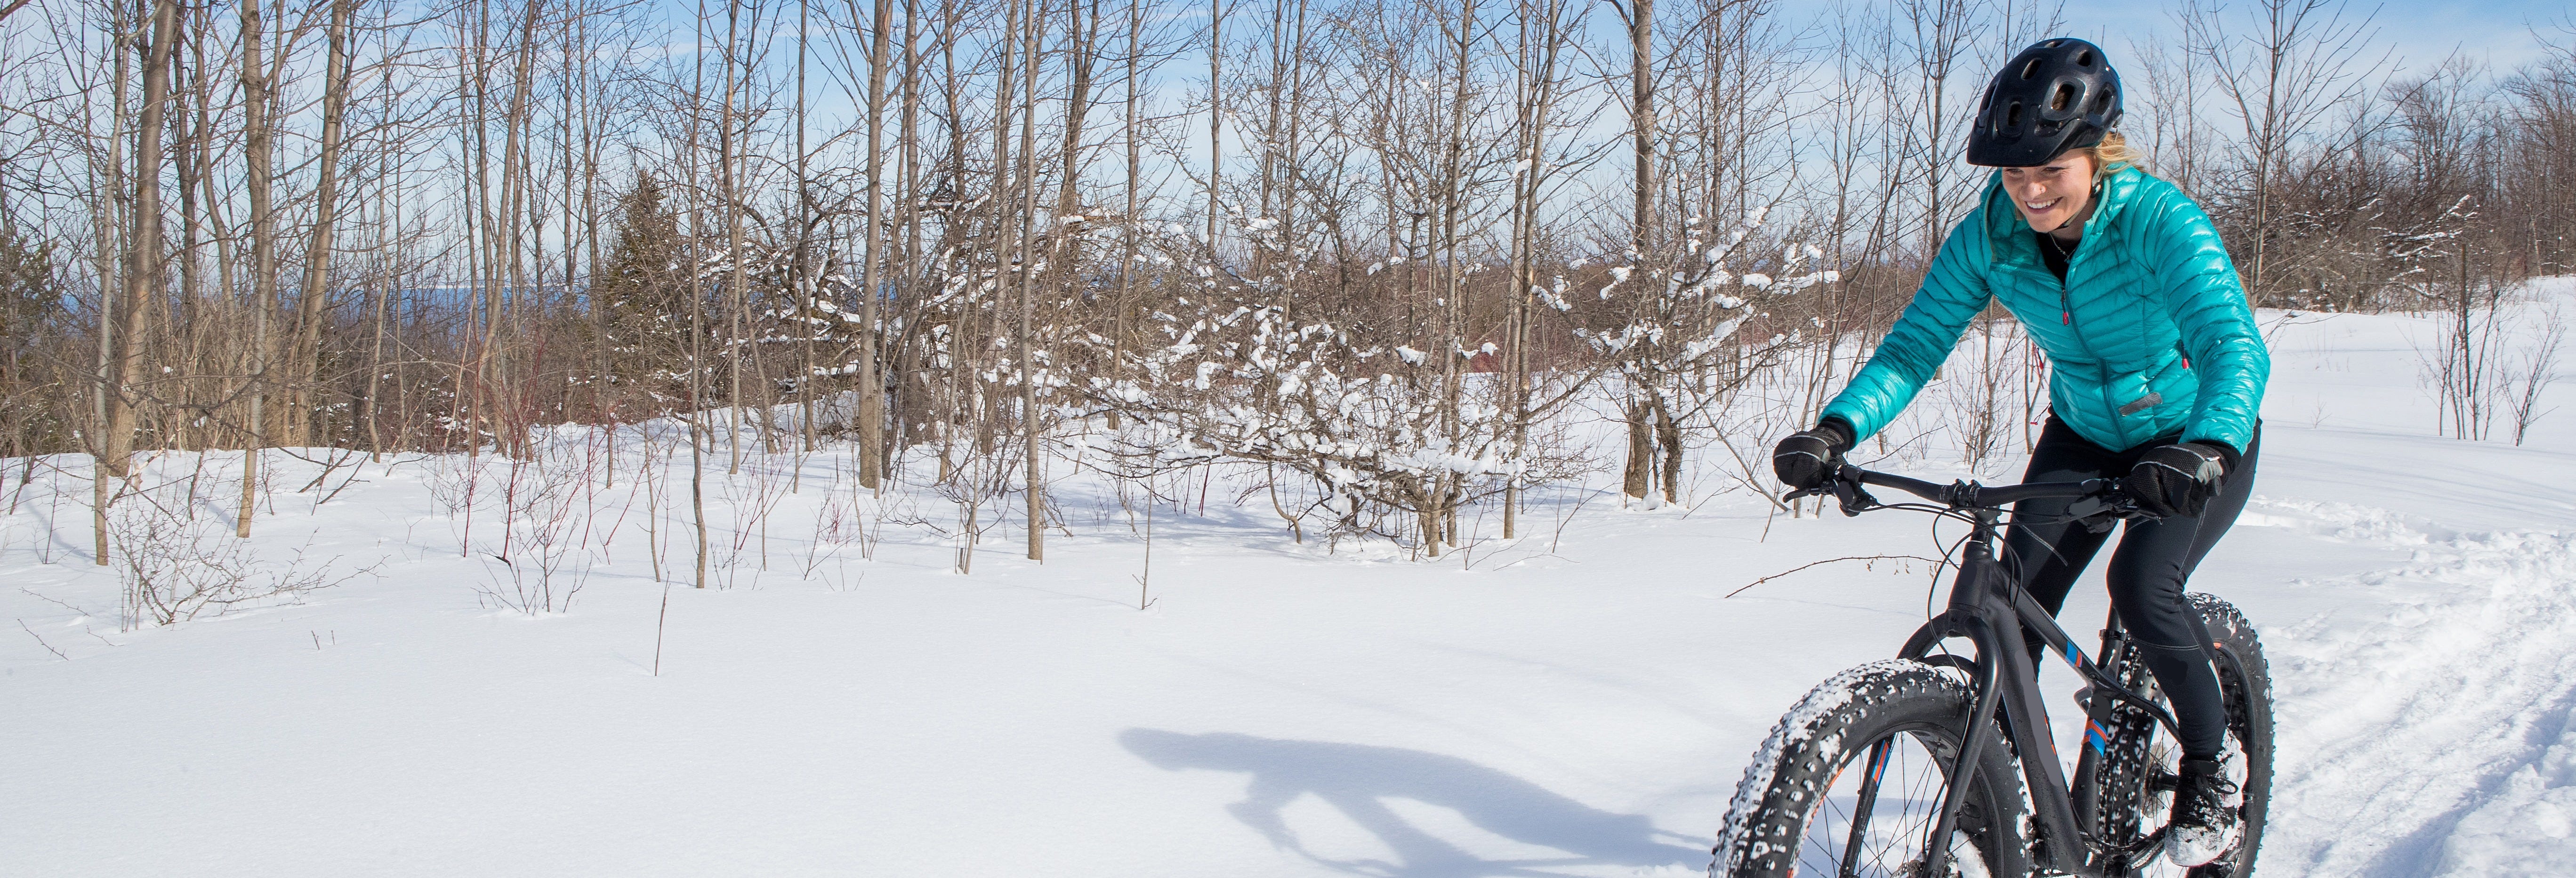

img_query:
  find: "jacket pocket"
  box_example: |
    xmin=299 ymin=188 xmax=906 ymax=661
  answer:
xmin=2115 ymin=346 xmax=2187 ymax=418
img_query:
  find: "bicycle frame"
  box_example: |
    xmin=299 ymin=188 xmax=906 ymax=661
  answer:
xmin=1809 ymin=467 xmax=2184 ymax=877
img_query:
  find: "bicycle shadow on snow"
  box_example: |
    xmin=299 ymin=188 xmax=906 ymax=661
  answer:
xmin=1121 ymin=729 xmax=1704 ymax=877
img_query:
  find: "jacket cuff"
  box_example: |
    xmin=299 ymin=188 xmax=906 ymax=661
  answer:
xmin=1815 ymin=417 xmax=1857 ymax=453
xmin=2185 ymin=439 xmax=2241 ymax=474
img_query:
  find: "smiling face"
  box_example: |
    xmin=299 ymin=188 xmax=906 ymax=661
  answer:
xmin=2001 ymin=151 xmax=2099 ymax=234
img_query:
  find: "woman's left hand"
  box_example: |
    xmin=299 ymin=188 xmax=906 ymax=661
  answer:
xmin=2123 ymin=442 xmax=2238 ymax=518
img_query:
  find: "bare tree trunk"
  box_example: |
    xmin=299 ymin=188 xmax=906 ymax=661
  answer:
xmin=689 ymin=0 xmax=713 ymax=588
xmin=89 ymin=0 xmax=133 ymax=564
xmin=722 ymin=0 xmax=747 ymax=474
xmin=499 ymin=0 xmax=543 ymax=455
xmin=1018 ymin=0 xmax=1045 ymax=561
xmin=106 ymin=0 xmax=179 ymax=554
xmin=1624 ymin=0 xmax=1654 ymax=257
xmin=1205 ymin=0 xmax=1222 ymax=252
xmin=171 ymin=15 xmax=201 ymax=380
xmin=1106 ymin=0 xmax=1142 ymax=432
xmin=794 ymin=0 xmax=816 ymax=465
xmin=858 ymin=0 xmax=894 ymax=490
xmin=367 ymin=152 xmax=394 ymax=459
xmin=289 ymin=0 xmax=355 ymax=450
xmin=1057 ymin=0 xmax=1094 ymax=232
xmin=1617 ymin=0 xmax=1655 ymax=501
xmin=1502 ymin=0 xmax=1571 ymax=538
xmin=1654 ymin=396 xmax=1681 ymax=503
xmin=239 ymin=0 xmax=278 ymax=537
xmin=893 ymin=0 xmax=922 ymax=468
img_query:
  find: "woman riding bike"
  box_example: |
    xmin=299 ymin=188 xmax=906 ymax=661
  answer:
xmin=1769 ymin=38 xmax=2269 ymax=868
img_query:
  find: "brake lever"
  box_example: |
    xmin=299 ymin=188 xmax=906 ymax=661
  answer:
xmin=1785 ymin=464 xmax=1860 ymax=505
xmin=2063 ymin=485 xmax=2156 ymax=532
xmin=1784 ymin=467 xmax=1882 ymax=515
xmin=1829 ymin=470 xmax=1882 ymax=516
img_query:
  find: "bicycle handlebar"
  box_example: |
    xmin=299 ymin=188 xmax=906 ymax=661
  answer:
xmin=1788 ymin=463 xmax=2140 ymax=519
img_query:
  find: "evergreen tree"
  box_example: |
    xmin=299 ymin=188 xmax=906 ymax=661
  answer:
xmin=592 ymin=174 xmax=690 ymax=408
xmin=0 ymin=226 xmax=65 ymax=455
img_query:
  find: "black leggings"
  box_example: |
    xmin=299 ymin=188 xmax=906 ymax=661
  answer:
xmin=2002 ymin=418 xmax=2259 ymax=759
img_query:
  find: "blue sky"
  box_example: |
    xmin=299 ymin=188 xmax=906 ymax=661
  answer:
xmin=2059 ymin=0 xmax=2568 ymax=72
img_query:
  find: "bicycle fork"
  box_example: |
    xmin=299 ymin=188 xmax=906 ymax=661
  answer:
xmin=1899 ymin=516 xmax=2179 ymax=878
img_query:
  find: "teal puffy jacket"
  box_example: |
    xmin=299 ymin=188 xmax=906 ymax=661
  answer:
xmin=1821 ymin=166 xmax=2268 ymax=454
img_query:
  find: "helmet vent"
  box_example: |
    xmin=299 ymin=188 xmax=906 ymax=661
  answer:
xmin=2004 ymin=101 xmax=2024 ymax=128
xmin=2051 ymin=82 xmax=2077 ymax=111
xmin=2093 ymin=88 xmax=2115 ymax=114
xmin=2021 ymin=57 xmax=2045 ymax=79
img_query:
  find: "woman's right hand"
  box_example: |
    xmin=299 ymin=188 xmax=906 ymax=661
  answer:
xmin=1772 ymin=419 xmax=1855 ymax=491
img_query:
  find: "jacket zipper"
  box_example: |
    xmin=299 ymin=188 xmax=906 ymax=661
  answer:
xmin=2037 ymin=255 xmax=2124 ymax=447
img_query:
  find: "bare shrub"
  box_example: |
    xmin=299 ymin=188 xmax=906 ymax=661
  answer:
xmin=113 ymin=502 xmax=359 ymax=629
xmin=1083 ymin=300 xmax=1590 ymax=555
xmin=475 ymin=441 xmax=599 ymax=614
xmin=2508 ymin=301 xmax=2566 ymax=445
xmin=428 ymin=452 xmax=494 ymax=557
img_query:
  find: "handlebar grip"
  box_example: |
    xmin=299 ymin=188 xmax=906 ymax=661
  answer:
xmin=1853 ymin=468 xmax=1950 ymax=502
xmin=1973 ymin=477 xmax=2121 ymax=506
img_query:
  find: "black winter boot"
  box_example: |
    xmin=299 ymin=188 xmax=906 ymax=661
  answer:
xmin=2165 ymin=751 xmax=2243 ymax=867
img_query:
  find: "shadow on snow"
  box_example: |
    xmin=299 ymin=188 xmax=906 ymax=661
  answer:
xmin=1122 ymin=729 xmax=1704 ymax=877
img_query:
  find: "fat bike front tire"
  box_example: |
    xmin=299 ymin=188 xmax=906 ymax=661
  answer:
xmin=1713 ymin=659 xmax=2031 ymax=878
xmin=2077 ymin=594 xmax=2275 ymax=877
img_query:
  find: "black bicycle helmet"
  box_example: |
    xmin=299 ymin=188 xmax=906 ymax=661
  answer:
xmin=1965 ymin=38 xmax=2122 ymax=167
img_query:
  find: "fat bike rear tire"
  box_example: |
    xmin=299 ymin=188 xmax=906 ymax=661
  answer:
xmin=2077 ymin=593 xmax=2274 ymax=877
xmin=1713 ymin=659 xmax=2031 ymax=878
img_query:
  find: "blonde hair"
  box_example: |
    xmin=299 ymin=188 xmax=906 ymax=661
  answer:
xmin=2082 ymin=131 xmax=2142 ymax=178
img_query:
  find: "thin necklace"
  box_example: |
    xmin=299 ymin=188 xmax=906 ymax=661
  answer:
xmin=2045 ymin=181 xmax=2103 ymax=258
xmin=2043 ymin=233 xmax=2074 ymax=259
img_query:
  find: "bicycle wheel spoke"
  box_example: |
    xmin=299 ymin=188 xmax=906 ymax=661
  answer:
xmin=1876 ymin=737 xmax=1943 ymax=870
xmin=1791 ymin=729 xmax=1964 ymax=878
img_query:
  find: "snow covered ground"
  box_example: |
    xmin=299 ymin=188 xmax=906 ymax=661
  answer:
xmin=7 ymin=283 xmax=2576 ymax=876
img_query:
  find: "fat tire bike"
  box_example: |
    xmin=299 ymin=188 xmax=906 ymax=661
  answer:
xmin=1710 ymin=463 xmax=2273 ymax=878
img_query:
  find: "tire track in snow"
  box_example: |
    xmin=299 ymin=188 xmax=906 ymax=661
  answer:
xmin=2250 ymin=500 xmax=2576 ymax=877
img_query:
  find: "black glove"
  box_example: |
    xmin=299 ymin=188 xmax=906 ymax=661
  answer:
xmin=2123 ymin=441 xmax=2238 ymax=518
xmin=1772 ymin=419 xmax=1856 ymax=491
